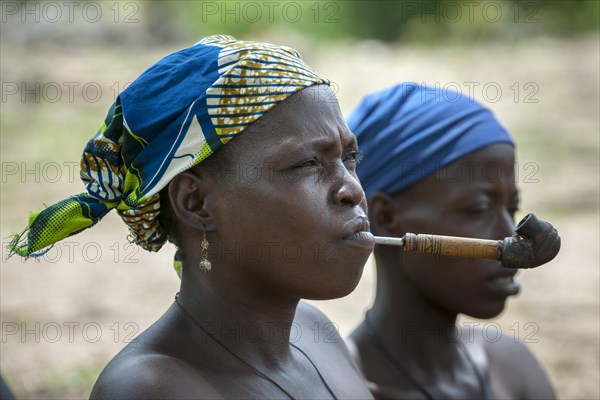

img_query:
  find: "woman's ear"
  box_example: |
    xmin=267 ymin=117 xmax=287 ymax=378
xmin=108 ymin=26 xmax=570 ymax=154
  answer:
xmin=167 ymin=169 xmax=215 ymax=232
xmin=368 ymin=192 xmax=403 ymax=237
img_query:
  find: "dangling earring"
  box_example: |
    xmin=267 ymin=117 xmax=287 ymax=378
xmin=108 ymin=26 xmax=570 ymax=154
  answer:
xmin=199 ymin=225 xmax=211 ymax=273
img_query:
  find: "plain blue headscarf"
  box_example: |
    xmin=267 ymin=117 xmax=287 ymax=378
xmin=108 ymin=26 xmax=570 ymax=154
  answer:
xmin=348 ymin=83 xmax=514 ymax=198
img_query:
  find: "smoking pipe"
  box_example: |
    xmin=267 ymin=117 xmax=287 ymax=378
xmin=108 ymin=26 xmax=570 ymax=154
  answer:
xmin=374 ymin=213 xmax=561 ymax=269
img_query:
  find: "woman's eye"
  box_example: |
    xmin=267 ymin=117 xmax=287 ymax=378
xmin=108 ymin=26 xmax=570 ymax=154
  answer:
xmin=463 ymin=204 xmax=491 ymax=215
xmin=343 ymin=151 xmax=362 ymax=164
xmin=294 ymin=159 xmax=319 ymax=169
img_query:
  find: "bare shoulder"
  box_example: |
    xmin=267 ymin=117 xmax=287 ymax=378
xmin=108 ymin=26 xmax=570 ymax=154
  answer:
xmin=295 ymin=301 xmax=347 ymax=349
xmin=475 ymin=327 xmax=556 ymax=399
xmin=90 ymin=346 xmax=221 ymax=399
xmin=295 ymin=300 xmax=331 ymax=323
xmin=294 ymin=301 xmax=357 ymax=364
xmin=293 ymin=302 xmax=373 ymax=399
xmin=481 ymin=330 xmax=545 ymax=373
xmin=344 ymin=335 xmax=364 ymax=372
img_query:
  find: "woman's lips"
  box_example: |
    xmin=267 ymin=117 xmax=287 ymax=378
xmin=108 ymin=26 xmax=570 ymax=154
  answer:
xmin=342 ymin=217 xmax=370 ymax=238
xmin=342 ymin=218 xmax=375 ymax=250
xmin=486 ymin=275 xmax=521 ymax=296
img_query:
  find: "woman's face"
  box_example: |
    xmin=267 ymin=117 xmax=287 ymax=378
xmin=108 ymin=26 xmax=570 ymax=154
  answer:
xmin=389 ymin=143 xmax=520 ymax=318
xmin=208 ymin=85 xmax=374 ymax=300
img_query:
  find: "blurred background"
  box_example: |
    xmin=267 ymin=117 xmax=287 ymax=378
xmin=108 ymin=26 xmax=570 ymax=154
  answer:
xmin=1 ymin=0 xmax=598 ymax=398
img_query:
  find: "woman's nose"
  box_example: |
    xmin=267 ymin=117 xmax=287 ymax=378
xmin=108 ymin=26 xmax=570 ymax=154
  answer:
xmin=495 ymin=208 xmax=516 ymax=239
xmin=331 ymin=164 xmax=365 ymax=207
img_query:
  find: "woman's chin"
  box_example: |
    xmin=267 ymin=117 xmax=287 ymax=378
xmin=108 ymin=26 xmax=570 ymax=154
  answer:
xmin=303 ymin=265 xmax=366 ymax=300
xmin=463 ymin=303 xmax=507 ymax=320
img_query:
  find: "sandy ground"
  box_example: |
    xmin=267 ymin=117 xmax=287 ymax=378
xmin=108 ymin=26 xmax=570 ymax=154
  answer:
xmin=1 ymin=35 xmax=599 ymax=399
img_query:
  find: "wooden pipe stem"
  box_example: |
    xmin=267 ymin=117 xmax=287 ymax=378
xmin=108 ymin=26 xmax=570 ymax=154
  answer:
xmin=374 ymin=234 xmax=501 ymax=260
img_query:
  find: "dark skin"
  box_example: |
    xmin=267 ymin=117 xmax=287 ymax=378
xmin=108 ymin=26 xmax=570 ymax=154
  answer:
xmin=348 ymin=144 xmax=556 ymax=399
xmin=90 ymin=85 xmax=375 ymax=399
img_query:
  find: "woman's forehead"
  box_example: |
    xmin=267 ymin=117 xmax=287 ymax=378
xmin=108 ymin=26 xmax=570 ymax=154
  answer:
xmin=238 ymin=87 xmax=349 ymax=149
xmin=459 ymin=143 xmax=516 ymax=165
xmin=271 ymin=85 xmax=343 ymax=121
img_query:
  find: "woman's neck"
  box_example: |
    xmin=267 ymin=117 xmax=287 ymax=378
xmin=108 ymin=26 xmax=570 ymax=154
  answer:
xmin=368 ymin=249 xmax=461 ymax=369
xmin=178 ymin=272 xmax=300 ymax=369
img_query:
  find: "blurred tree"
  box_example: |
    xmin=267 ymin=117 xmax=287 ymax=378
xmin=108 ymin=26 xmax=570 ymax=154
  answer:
xmin=156 ymin=0 xmax=599 ymax=44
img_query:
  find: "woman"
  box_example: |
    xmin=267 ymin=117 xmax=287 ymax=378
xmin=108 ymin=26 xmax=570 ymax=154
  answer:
xmin=346 ymin=83 xmax=556 ymax=399
xmin=8 ymin=36 xmax=374 ymax=399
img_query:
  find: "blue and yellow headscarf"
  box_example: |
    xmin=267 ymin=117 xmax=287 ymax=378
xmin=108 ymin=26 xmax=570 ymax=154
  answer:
xmin=8 ymin=35 xmax=329 ymax=264
xmin=348 ymin=83 xmax=514 ymax=197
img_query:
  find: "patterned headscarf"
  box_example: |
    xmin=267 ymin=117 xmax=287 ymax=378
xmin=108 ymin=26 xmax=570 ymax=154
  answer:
xmin=348 ymin=82 xmax=514 ymax=197
xmin=8 ymin=35 xmax=329 ymax=263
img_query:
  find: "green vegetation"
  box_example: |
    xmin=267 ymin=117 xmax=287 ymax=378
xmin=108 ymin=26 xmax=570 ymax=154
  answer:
xmin=161 ymin=0 xmax=599 ymax=44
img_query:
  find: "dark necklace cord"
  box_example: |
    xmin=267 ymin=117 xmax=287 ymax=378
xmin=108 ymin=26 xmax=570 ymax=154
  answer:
xmin=174 ymin=293 xmax=338 ymax=400
xmin=364 ymin=310 xmax=490 ymax=400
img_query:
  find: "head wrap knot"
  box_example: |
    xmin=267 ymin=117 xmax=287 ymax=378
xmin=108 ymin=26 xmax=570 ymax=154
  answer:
xmin=8 ymin=35 xmax=329 ymax=258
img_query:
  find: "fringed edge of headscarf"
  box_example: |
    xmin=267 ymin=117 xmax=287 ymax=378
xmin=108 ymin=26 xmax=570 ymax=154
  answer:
xmin=5 ymin=228 xmax=55 ymax=260
xmin=5 ymin=201 xmax=56 ymax=260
